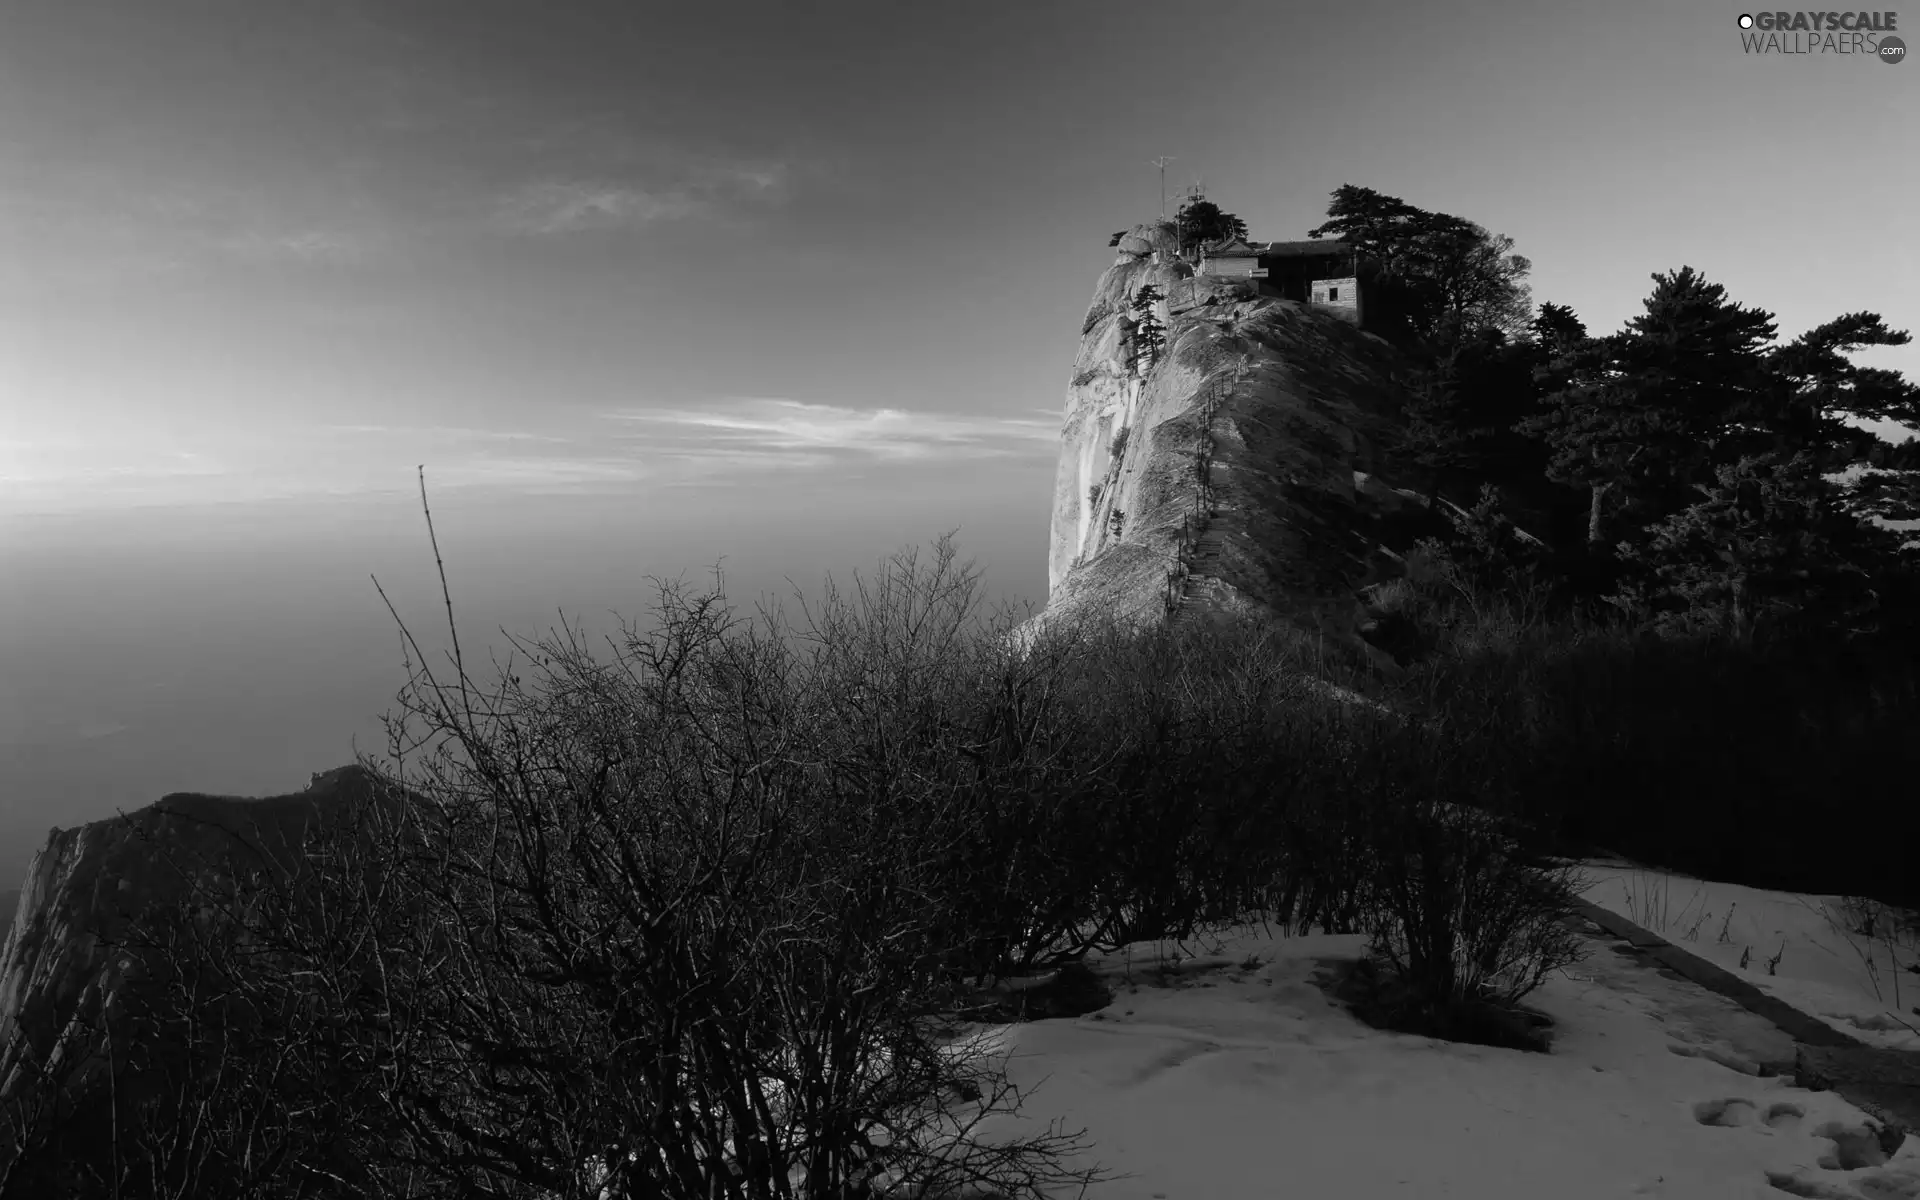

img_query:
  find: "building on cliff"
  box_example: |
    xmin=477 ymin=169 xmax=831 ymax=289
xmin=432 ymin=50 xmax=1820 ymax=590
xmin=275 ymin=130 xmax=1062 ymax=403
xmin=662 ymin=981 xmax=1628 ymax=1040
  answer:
xmin=1194 ymin=236 xmax=1266 ymax=276
xmin=1197 ymin=238 xmax=1363 ymax=327
xmin=1035 ymin=219 xmax=1438 ymax=676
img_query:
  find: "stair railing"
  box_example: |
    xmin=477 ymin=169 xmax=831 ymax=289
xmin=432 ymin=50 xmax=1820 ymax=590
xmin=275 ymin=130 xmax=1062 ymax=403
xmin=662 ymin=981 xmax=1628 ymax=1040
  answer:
xmin=1163 ymin=354 xmax=1244 ymax=619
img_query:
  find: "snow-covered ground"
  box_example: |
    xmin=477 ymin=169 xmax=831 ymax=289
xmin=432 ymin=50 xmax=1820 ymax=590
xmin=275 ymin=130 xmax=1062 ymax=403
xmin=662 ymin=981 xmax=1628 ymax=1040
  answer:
xmin=949 ymin=876 xmax=1920 ymax=1198
xmin=1573 ymin=859 xmax=1920 ymax=1052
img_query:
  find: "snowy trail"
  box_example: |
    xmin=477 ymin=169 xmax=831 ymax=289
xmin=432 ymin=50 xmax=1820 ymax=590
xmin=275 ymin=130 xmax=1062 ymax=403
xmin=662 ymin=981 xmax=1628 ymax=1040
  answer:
xmin=957 ymin=918 xmax=1920 ymax=1199
xmin=1572 ymin=861 xmax=1920 ymax=1053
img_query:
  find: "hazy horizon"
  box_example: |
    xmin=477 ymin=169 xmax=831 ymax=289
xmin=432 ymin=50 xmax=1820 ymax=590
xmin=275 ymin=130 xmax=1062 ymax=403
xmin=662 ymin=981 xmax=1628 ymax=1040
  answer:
xmin=3 ymin=0 xmax=1915 ymax=887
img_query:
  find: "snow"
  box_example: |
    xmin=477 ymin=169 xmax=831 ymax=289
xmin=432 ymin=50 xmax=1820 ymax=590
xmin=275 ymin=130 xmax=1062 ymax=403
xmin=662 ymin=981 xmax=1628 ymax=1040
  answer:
xmin=941 ymin=879 xmax=1920 ymax=1198
xmin=1572 ymin=860 xmax=1920 ymax=1052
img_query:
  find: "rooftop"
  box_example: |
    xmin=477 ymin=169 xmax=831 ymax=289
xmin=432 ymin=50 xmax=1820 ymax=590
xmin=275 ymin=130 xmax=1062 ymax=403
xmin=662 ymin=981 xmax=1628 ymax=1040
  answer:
xmin=1258 ymin=239 xmax=1352 ymax=258
xmin=1198 ymin=237 xmax=1354 ymax=259
xmin=1198 ymin=237 xmax=1263 ymax=258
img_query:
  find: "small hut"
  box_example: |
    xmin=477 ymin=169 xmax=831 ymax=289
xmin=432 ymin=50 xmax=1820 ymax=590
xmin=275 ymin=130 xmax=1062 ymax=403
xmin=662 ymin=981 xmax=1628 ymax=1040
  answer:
xmin=1194 ymin=237 xmax=1266 ymax=279
xmin=1260 ymin=240 xmax=1361 ymax=324
xmin=1193 ymin=236 xmax=1364 ymax=325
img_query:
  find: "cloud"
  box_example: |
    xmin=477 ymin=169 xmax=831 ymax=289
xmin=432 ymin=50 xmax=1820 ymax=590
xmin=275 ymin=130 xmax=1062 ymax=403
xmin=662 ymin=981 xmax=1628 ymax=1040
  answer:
xmin=494 ymin=182 xmax=698 ymax=234
xmin=494 ymin=160 xmax=789 ymax=236
xmin=217 ymin=228 xmax=373 ymax=264
xmin=430 ymin=456 xmax=652 ymax=491
xmin=686 ymin=161 xmax=788 ymax=199
xmin=600 ymin=398 xmax=1058 ymax=466
xmin=323 ymin=424 xmax=571 ymax=443
xmin=1 ymin=399 xmax=1055 ymax=516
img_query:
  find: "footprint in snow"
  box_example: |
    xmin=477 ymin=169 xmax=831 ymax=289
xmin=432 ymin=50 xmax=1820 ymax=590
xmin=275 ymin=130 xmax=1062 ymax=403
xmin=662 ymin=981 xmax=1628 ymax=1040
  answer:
xmin=1851 ymin=1166 xmax=1920 ymax=1199
xmin=1693 ymin=1097 xmax=1914 ymax=1197
xmin=1765 ymin=1102 xmax=1806 ymax=1130
xmin=1692 ymin=1098 xmax=1803 ymax=1128
xmin=1810 ymin=1119 xmax=1894 ymax=1171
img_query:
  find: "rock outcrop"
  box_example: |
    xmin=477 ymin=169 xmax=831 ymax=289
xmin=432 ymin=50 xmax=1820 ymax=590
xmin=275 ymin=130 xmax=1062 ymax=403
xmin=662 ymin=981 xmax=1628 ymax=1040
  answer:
xmin=0 ymin=764 xmax=387 ymax=1101
xmin=1034 ymin=220 xmax=1444 ymax=665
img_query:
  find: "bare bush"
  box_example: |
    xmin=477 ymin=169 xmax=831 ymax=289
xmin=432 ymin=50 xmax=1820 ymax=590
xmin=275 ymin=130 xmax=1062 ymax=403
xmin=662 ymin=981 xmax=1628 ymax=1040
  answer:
xmin=303 ymin=520 xmax=1108 ymax=1198
xmin=1 ymin=469 xmax=1649 ymax=1196
xmin=1366 ymin=807 xmax=1585 ymax=1003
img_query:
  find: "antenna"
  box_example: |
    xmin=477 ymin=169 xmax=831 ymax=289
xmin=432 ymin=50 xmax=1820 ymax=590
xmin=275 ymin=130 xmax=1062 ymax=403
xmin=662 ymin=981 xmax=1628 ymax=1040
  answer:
xmin=1148 ymin=156 xmax=1177 ymax=219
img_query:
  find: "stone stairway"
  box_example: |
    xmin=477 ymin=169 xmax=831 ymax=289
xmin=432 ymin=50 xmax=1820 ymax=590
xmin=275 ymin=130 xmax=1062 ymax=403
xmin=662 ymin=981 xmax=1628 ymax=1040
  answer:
xmin=1169 ymin=573 xmax=1231 ymax=635
xmin=1167 ymin=523 xmax=1228 ymax=635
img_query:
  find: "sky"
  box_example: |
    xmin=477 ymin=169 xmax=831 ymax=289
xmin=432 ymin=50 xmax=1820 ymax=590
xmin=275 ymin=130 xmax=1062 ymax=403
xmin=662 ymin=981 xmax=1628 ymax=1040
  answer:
xmin=0 ymin=0 xmax=1915 ymax=881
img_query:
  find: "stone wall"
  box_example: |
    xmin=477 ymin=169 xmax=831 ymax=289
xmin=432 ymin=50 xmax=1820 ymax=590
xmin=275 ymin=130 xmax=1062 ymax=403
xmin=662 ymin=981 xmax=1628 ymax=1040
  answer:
xmin=1310 ymin=275 xmax=1362 ymax=324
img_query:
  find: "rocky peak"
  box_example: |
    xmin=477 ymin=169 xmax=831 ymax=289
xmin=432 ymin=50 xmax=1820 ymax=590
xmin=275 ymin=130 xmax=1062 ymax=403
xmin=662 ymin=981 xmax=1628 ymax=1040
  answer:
xmin=0 ymin=765 xmax=386 ymax=1102
xmin=1033 ymin=221 xmax=1444 ymax=667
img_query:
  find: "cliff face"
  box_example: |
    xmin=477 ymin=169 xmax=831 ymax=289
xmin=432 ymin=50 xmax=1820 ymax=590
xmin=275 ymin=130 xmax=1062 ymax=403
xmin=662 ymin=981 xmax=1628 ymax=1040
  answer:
xmin=0 ymin=765 xmax=384 ymax=1100
xmin=1037 ymin=221 xmax=1438 ymax=662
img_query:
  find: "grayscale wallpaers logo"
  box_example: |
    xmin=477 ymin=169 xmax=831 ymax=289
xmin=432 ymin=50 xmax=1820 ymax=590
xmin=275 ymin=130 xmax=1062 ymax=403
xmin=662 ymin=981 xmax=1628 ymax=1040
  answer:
xmin=1736 ymin=11 xmax=1905 ymax=59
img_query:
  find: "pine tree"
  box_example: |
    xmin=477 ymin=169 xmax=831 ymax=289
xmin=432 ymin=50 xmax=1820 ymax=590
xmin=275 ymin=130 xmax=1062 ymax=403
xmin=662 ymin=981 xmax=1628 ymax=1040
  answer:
xmin=1866 ymin=436 xmax=1920 ymax=471
xmin=1309 ymin=185 xmax=1533 ymax=345
xmin=1174 ymin=196 xmax=1247 ymax=255
xmin=1129 ymin=284 xmax=1167 ymax=374
xmin=1757 ymin=312 xmax=1920 ymax=467
xmin=1518 ymin=268 xmax=1777 ymax=550
xmin=1403 ymin=328 xmax=1514 ymax=502
xmin=1398 ymin=302 xmax=1587 ymax=514
xmin=1530 ymin=303 xmax=1587 ymax=356
xmin=1307 ymin=184 xmax=1423 ymax=259
xmin=1845 ymin=469 xmax=1920 ymax=524
xmin=1415 ymin=482 xmax=1545 ymax=599
xmin=1612 ymin=450 xmax=1909 ymax=643
xmin=1515 ymin=331 xmax=1634 ymax=549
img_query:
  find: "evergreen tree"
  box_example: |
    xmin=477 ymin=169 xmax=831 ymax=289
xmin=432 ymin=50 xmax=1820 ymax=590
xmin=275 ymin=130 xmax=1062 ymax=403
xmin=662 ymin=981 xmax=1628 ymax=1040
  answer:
xmin=1410 ymin=218 xmax=1534 ymax=343
xmin=1307 ymin=184 xmax=1424 ymax=260
xmin=1395 ymin=301 xmax=1593 ymax=522
xmin=1129 ymin=284 xmax=1167 ymax=374
xmin=1865 ymin=436 xmax=1920 ymax=471
xmin=1309 ymin=185 xmax=1533 ymax=345
xmin=1611 ymin=450 xmax=1910 ymax=643
xmin=1518 ymin=268 xmax=1777 ymax=550
xmin=1852 ymin=431 xmax=1920 ymax=526
xmin=1756 ymin=313 xmax=1920 ymax=467
xmin=1530 ymin=303 xmax=1587 ymax=356
xmin=1844 ymin=469 xmax=1920 ymax=524
xmin=1414 ymin=482 xmax=1548 ymax=606
xmin=1515 ymin=331 xmax=1636 ymax=549
xmin=1402 ymin=327 xmax=1539 ymax=502
xmin=1174 ymin=196 xmax=1247 ymax=255
xmin=1402 ymin=351 xmax=1478 ymax=504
